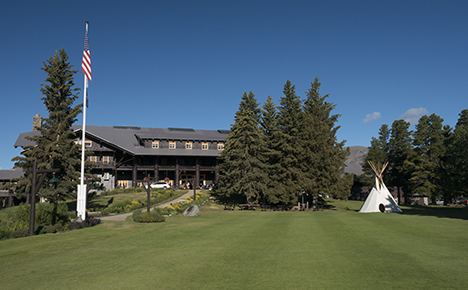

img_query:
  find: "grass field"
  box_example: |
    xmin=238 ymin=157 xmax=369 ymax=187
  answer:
xmin=1 ymin=199 xmax=467 ymax=289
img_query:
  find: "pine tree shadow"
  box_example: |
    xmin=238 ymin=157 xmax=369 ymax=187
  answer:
xmin=399 ymin=205 xmax=468 ymax=221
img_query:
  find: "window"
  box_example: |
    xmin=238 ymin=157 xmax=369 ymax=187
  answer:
xmin=169 ymin=142 xmax=176 ymax=149
xmin=152 ymin=141 xmax=159 ymax=149
xmin=185 ymin=142 xmax=192 ymax=150
xmin=89 ymin=156 xmax=98 ymax=163
xmin=217 ymin=143 xmax=224 ymax=150
xmin=102 ymin=156 xmax=110 ymax=164
xmin=202 ymin=142 xmax=208 ymax=150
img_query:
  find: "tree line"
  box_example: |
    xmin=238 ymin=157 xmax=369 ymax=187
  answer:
xmin=362 ymin=110 xmax=468 ymax=205
xmin=212 ymin=78 xmax=353 ymax=207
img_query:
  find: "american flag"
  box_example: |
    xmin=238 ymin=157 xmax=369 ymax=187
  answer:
xmin=82 ymin=22 xmax=92 ymax=82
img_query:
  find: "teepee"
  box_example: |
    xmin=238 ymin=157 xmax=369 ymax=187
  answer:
xmin=359 ymin=161 xmax=402 ymax=213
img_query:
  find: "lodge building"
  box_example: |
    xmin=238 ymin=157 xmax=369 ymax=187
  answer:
xmin=14 ymin=122 xmax=229 ymax=191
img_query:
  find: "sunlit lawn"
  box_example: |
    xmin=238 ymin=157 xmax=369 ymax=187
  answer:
xmin=1 ymin=199 xmax=467 ymax=289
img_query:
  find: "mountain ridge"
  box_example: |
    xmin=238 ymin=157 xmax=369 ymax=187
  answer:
xmin=344 ymin=145 xmax=368 ymax=176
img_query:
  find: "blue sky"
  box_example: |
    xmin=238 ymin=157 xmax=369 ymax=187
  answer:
xmin=1 ymin=0 xmax=467 ymax=169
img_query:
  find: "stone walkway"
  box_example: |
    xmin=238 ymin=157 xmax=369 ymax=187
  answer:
xmin=100 ymin=190 xmax=199 ymax=221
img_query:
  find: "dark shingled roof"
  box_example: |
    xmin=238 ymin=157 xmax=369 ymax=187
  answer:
xmin=0 ymin=168 xmax=24 ymax=181
xmin=15 ymin=125 xmax=230 ymax=157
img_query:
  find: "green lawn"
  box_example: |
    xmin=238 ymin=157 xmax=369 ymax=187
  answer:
xmin=1 ymin=200 xmax=467 ymax=289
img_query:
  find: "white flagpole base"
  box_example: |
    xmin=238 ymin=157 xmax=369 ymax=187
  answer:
xmin=77 ymin=184 xmax=87 ymax=220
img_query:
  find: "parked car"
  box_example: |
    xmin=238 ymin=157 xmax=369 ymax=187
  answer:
xmin=456 ymin=197 xmax=468 ymax=205
xmin=150 ymin=181 xmax=170 ymax=189
xmin=436 ymin=199 xmax=444 ymax=205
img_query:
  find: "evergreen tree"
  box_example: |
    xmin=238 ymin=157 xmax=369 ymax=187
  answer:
xmin=302 ymin=77 xmax=350 ymax=201
xmin=387 ymin=119 xmax=413 ymax=204
xmin=268 ymin=81 xmax=303 ymax=205
xmin=260 ymin=95 xmax=278 ymax=202
xmin=361 ymin=124 xmax=390 ymax=186
xmin=409 ymin=114 xmax=446 ymax=203
xmin=214 ymin=91 xmax=268 ymax=205
xmin=12 ymin=49 xmax=85 ymax=205
xmin=260 ymin=95 xmax=277 ymax=148
xmin=442 ymin=109 xmax=468 ymax=202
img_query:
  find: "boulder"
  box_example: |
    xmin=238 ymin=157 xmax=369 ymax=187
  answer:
xmin=183 ymin=205 xmax=199 ymax=216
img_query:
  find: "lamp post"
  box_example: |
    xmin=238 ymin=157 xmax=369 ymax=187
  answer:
xmin=29 ymin=161 xmax=59 ymax=236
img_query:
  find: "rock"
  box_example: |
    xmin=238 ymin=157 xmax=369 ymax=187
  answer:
xmin=183 ymin=205 xmax=199 ymax=216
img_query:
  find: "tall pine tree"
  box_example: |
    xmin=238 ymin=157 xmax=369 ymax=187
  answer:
xmin=260 ymin=95 xmax=278 ymax=203
xmin=442 ymin=109 xmax=468 ymax=202
xmin=302 ymin=77 xmax=350 ymax=201
xmin=409 ymin=114 xmax=446 ymax=203
xmin=268 ymin=81 xmax=303 ymax=205
xmin=12 ymin=49 xmax=85 ymax=204
xmin=387 ymin=119 xmax=413 ymax=204
xmin=214 ymin=91 xmax=268 ymax=205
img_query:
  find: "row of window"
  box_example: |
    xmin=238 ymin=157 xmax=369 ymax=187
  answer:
xmin=152 ymin=141 xmax=224 ymax=150
xmin=77 ymin=139 xmax=225 ymax=151
xmin=90 ymin=156 xmax=111 ymax=163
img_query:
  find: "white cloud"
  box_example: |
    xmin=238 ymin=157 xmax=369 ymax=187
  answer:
xmin=400 ymin=107 xmax=429 ymax=124
xmin=363 ymin=112 xmax=381 ymax=123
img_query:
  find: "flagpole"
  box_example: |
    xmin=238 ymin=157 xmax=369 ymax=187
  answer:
xmin=78 ymin=21 xmax=90 ymax=220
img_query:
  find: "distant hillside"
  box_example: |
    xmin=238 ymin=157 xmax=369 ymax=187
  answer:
xmin=344 ymin=146 xmax=368 ymax=176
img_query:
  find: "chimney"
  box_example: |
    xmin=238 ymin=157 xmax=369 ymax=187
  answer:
xmin=33 ymin=114 xmax=42 ymax=131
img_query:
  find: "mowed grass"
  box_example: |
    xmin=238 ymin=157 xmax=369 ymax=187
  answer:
xmin=1 ymin=200 xmax=467 ymax=289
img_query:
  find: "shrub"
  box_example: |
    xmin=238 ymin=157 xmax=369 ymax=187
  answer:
xmin=53 ymin=223 xmax=67 ymax=232
xmin=0 ymin=222 xmax=12 ymax=240
xmin=39 ymin=225 xmax=56 ymax=235
xmin=35 ymin=203 xmax=70 ymax=226
xmin=68 ymin=221 xmax=84 ymax=230
xmin=9 ymin=228 xmax=29 ymax=239
xmin=132 ymin=210 xmax=143 ymax=220
xmin=87 ymin=218 xmax=101 ymax=227
xmin=132 ymin=211 xmax=165 ymax=223
xmin=67 ymin=218 xmax=101 ymax=230
xmin=8 ymin=204 xmax=30 ymax=231
xmin=153 ymin=207 xmax=164 ymax=216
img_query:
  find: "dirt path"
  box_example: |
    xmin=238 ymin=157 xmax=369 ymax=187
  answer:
xmin=100 ymin=190 xmax=198 ymax=221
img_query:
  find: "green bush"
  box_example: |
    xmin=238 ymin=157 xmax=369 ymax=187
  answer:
xmin=39 ymin=225 xmax=56 ymax=235
xmin=132 ymin=211 xmax=165 ymax=223
xmin=53 ymin=223 xmax=66 ymax=232
xmin=8 ymin=204 xmax=30 ymax=231
xmin=0 ymin=222 xmax=12 ymax=240
xmin=9 ymin=228 xmax=29 ymax=239
xmin=35 ymin=203 xmax=70 ymax=226
xmin=153 ymin=207 xmax=164 ymax=216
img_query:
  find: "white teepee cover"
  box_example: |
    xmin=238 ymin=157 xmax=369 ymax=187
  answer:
xmin=359 ymin=161 xmax=402 ymax=213
xmin=359 ymin=177 xmax=402 ymax=213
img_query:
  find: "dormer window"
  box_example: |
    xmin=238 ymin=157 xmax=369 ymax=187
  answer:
xmin=76 ymin=140 xmax=92 ymax=148
xmin=152 ymin=141 xmax=159 ymax=149
xmin=186 ymin=142 xmax=192 ymax=150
